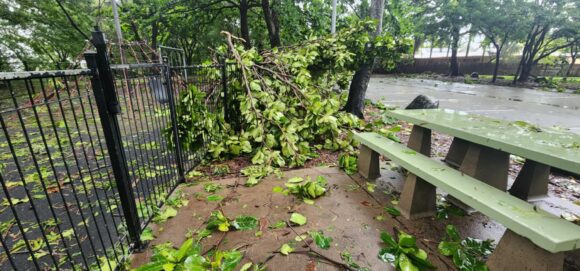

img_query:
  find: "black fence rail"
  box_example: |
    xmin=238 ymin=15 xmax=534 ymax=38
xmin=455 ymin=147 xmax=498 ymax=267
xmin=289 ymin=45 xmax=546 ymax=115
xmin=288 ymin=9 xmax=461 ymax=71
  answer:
xmin=0 ymin=29 xmax=236 ymax=270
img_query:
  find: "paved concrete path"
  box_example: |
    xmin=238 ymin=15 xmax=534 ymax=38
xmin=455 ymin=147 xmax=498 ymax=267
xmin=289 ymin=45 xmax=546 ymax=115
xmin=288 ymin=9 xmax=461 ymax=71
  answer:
xmin=367 ymin=76 xmax=580 ymax=134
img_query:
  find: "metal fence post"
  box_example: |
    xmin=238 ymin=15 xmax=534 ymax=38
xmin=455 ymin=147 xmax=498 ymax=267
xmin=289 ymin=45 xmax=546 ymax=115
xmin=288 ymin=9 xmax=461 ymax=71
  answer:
xmin=85 ymin=29 xmax=143 ymax=250
xmin=163 ymin=57 xmax=185 ymax=181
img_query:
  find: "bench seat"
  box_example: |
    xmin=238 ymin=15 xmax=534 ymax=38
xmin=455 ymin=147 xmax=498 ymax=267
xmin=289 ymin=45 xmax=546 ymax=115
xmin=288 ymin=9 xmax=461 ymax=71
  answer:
xmin=354 ymin=132 xmax=580 ymax=253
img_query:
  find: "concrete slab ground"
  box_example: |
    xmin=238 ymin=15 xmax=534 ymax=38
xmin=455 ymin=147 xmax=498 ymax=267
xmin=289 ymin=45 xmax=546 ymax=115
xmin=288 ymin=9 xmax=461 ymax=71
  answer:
xmin=367 ymin=76 xmax=580 ymax=134
xmin=130 ymin=166 xmax=579 ymax=270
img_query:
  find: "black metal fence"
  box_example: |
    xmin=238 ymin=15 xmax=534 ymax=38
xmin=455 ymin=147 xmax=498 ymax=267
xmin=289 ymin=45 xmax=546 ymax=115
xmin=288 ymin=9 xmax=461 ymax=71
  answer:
xmin=0 ymin=30 xmax=234 ymax=270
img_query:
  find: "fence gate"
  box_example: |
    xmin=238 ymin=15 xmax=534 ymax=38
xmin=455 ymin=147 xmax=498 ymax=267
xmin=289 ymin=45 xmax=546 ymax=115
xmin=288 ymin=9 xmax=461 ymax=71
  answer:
xmin=0 ymin=29 xmax=232 ymax=270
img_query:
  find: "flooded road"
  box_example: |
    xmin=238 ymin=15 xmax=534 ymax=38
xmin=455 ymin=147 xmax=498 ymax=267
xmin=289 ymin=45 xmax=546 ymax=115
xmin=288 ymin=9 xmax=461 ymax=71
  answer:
xmin=367 ymin=76 xmax=580 ymax=134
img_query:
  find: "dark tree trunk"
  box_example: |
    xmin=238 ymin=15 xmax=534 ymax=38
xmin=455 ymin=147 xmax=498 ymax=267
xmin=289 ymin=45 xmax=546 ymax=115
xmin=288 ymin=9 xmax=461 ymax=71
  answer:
xmin=518 ymin=61 xmax=535 ymax=82
xmin=130 ymin=21 xmax=142 ymax=41
xmin=343 ymin=0 xmax=384 ymax=119
xmin=151 ymin=19 xmax=159 ymax=51
xmin=413 ymin=37 xmax=422 ymax=58
xmin=465 ymin=33 xmax=472 ymax=57
xmin=240 ymin=0 xmax=252 ymax=49
xmin=565 ymin=44 xmax=577 ymax=79
xmin=344 ymin=63 xmax=373 ymax=118
xmin=449 ymin=26 xmax=460 ymax=76
xmin=262 ymin=0 xmax=281 ymax=48
xmin=492 ymin=44 xmax=501 ymax=83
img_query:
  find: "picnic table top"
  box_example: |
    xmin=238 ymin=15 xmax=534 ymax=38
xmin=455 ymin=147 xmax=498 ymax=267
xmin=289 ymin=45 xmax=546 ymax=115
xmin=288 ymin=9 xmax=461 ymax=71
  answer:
xmin=384 ymin=108 xmax=580 ymax=175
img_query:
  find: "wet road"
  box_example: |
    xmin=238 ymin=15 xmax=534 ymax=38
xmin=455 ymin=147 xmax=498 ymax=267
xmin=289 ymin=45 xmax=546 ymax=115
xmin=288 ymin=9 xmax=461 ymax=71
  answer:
xmin=367 ymin=76 xmax=580 ymax=134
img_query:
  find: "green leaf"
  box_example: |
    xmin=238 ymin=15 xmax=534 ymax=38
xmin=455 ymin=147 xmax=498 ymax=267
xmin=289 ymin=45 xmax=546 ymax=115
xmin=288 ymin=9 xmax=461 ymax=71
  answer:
xmin=269 ymin=220 xmax=286 ymax=229
xmin=290 ymin=212 xmax=307 ymax=226
xmin=446 ymin=225 xmax=461 ymax=242
xmin=398 ymin=253 xmax=419 ymax=271
xmin=385 ymin=207 xmax=401 ymax=217
xmin=398 ymin=232 xmax=417 ymax=248
xmin=310 ymin=231 xmax=333 ymax=249
xmin=280 ymin=243 xmax=294 ymax=255
xmin=207 ymin=195 xmax=224 ymax=202
xmin=438 ymin=241 xmax=459 ymax=256
xmin=233 ymin=215 xmax=258 ymax=231
xmin=140 ymin=227 xmax=155 ymax=241
xmin=287 ymin=177 xmax=304 ymax=183
xmin=380 ymin=231 xmax=398 ymax=248
xmin=239 ymin=262 xmax=253 ymax=271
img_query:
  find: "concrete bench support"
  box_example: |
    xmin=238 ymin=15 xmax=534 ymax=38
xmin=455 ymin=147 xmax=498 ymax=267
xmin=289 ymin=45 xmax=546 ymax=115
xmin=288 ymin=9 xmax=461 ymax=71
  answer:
xmin=509 ymin=160 xmax=551 ymax=201
xmin=357 ymin=145 xmax=380 ymax=180
xmin=459 ymin=143 xmax=510 ymax=190
xmin=487 ymin=230 xmax=565 ymax=271
xmin=398 ymin=126 xmax=437 ymax=219
xmin=444 ymin=137 xmax=469 ymax=167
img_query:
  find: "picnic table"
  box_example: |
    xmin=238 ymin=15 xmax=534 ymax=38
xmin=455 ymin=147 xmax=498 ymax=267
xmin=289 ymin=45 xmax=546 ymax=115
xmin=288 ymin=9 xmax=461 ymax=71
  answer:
xmin=385 ymin=108 xmax=580 ymax=201
xmin=353 ymin=108 xmax=580 ymax=271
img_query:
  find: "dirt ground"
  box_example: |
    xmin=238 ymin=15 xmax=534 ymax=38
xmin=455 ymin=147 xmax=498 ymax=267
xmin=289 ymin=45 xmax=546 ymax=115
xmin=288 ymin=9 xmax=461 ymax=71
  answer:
xmin=130 ymin=164 xmax=580 ymax=270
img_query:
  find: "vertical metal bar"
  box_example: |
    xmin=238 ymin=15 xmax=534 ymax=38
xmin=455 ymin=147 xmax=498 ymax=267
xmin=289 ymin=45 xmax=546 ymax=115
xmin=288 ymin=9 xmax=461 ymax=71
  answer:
xmin=116 ymin=75 xmax=155 ymax=220
xmin=86 ymin=30 xmax=143 ymax=249
xmin=164 ymin=60 xmax=185 ymax=183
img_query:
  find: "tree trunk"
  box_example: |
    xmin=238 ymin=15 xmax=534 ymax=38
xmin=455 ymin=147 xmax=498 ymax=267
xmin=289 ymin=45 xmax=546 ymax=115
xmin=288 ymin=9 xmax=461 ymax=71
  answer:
xmin=343 ymin=0 xmax=384 ymax=119
xmin=240 ymin=0 xmax=252 ymax=49
xmin=449 ymin=26 xmax=460 ymax=76
xmin=518 ymin=61 xmax=534 ymax=82
xmin=344 ymin=63 xmax=373 ymax=118
xmin=151 ymin=19 xmax=159 ymax=51
xmin=413 ymin=37 xmax=422 ymax=58
xmin=262 ymin=0 xmax=281 ymax=48
xmin=565 ymin=44 xmax=577 ymax=79
xmin=492 ymin=44 xmax=501 ymax=83
xmin=465 ymin=32 xmax=472 ymax=57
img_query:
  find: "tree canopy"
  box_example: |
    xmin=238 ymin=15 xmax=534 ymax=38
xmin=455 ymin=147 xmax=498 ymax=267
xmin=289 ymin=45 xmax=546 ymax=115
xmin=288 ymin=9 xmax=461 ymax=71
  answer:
xmin=1 ymin=0 xmax=577 ymax=84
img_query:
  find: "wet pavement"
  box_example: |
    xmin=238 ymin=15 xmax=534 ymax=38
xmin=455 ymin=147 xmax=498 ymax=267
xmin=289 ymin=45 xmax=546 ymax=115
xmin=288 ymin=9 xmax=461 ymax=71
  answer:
xmin=367 ymin=76 xmax=580 ymax=134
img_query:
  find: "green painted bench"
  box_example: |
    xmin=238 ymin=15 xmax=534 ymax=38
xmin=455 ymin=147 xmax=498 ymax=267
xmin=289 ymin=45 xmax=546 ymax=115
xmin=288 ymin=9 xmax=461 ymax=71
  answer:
xmin=354 ymin=132 xmax=580 ymax=271
xmin=384 ymin=109 xmax=580 ymax=201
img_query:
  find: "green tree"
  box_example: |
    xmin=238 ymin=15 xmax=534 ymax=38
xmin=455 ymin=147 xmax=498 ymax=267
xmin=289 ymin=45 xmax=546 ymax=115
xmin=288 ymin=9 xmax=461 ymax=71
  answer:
xmin=513 ymin=0 xmax=578 ymax=82
xmin=343 ymin=0 xmax=386 ymax=118
xmin=0 ymin=0 xmax=98 ymax=70
xmin=469 ymin=0 xmax=528 ymax=82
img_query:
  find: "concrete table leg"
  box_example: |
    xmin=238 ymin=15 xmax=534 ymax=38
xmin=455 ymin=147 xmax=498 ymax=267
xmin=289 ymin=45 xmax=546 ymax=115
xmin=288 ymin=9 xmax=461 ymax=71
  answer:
xmin=487 ymin=230 xmax=564 ymax=271
xmin=444 ymin=137 xmax=469 ymax=168
xmin=459 ymin=143 xmax=509 ymax=190
xmin=357 ymin=145 xmax=380 ymax=180
xmin=448 ymin=142 xmax=510 ymax=211
xmin=398 ymin=126 xmax=437 ymax=219
xmin=509 ymin=160 xmax=550 ymax=201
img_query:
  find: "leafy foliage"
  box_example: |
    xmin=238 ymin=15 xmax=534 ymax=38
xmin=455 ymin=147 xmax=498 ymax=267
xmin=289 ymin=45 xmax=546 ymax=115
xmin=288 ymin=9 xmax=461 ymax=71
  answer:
xmin=438 ymin=225 xmax=494 ymax=271
xmin=135 ymin=238 xmax=243 ymax=271
xmin=338 ymin=153 xmax=358 ymax=175
xmin=436 ymin=196 xmax=466 ymax=220
xmin=284 ymin=176 xmax=328 ymax=200
xmin=167 ymin=21 xmax=411 ymax=186
xmin=205 ymin=211 xmax=259 ymax=233
xmin=378 ymin=230 xmax=435 ymax=271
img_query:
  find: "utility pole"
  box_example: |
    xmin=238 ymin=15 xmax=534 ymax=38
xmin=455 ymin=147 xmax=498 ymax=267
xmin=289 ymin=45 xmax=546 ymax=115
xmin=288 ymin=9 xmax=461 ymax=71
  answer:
xmin=111 ymin=0 xmax=133 ymax=105
xmin=111 ymin=0 xmax=125 ymax=64
xmin=331 ymin=0 xmax=337 ymax=34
